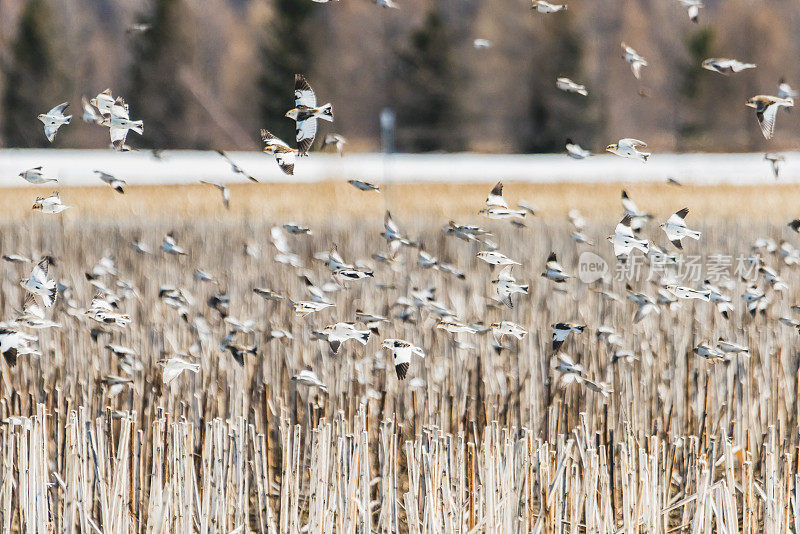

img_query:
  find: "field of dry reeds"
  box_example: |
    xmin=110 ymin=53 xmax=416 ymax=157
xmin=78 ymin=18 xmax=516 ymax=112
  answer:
xmin=1 ymin=181 xmax=800 ymax=533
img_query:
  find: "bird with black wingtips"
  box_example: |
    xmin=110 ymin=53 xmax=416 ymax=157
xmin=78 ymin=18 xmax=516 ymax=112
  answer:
xmin=621 ymin=42 xmax=647 ymax=79
xmin=661 ymin=208 xmax=701 ymax=249
xmin=287 ymin=74 xmax=333 ymax=156
xmin=701 ymin=58 xmax=755 ymax=75
xmin=606 ymin=138 xmax=650 ymax=162
xmin=95 ymin=171 xmax=126 ymax=194
xmin=38 ymin=102 xmax=71 ymax=142
xmin=746 ymin=95 xmax=794 ymax=140
xmin=565 ymin=139 xmax=591 ymax=159
xmin=551 ymin=322 xmax=585 ymax=351
xmin=261 ymin=129 xmax=297 ymax=175
xmin=19 ymin=166 xmax=57 ymax=185
xmin=493 ymin=265 xmax=528 ymax=308
xmin=542 ymin=252 xmax=570 ymax=282
xmin=381 ymin=339 xmax=425 ymax=379
xmin=216 ymin=150 xmax=258 ymax=182
xmin=607 ymin=214 xmax=649 ymax=261
xmin=320 ymin=322 xmax=370 ymax=353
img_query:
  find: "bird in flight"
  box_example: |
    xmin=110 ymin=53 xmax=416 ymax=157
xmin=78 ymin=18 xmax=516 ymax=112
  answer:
xmin=746 ymin=95 xmax=794 ymax=139
xmin=287 ymin=74 xmax=333 ymax=156
xmin=38 ymin=102 xmax=71 ymax=142
xmin=621 ymin=42 xmax=647 ymax=79
xmin=606 ymin=139 xmax=650 ymax=162
xmin=261 ymin=129 xmax=297 ymax=175
xmin=661 ymin=208 xmax=701 ymax=249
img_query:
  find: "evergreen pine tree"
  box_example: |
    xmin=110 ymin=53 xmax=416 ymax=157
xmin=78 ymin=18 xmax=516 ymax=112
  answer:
xmin=2 ymin=0 xmax=66 ymax=147
xmin=258 ymin=0 xmax=314 ymax=143
xmin=128 ymin=0 xmax=193 ymax=148
xmin=393 ymin=8 xmax=464 ymax=153
xmin=677 ymin=27 xmax=714 ymax=147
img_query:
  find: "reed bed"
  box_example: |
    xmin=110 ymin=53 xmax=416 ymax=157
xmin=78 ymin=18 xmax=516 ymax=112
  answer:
xmin=1 ymin=187 xmax=800 ymax=533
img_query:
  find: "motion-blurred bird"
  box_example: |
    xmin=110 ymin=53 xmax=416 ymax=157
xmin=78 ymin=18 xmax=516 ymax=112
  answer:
xmin=621 ymin=42 xmax=648 ymax=79
xmin=320 ymin=322 xmax=370 ymax=353
xmin=556 ymin=77 xmax=587 ymax=96
xmin=261 ymin=129 xmax=297 ymax=175
xmin=746 ymin=95 xmax=794 ymax=140
xmin=200 ymin=180 xmax=230 ymax=209
xmin=701 ymin=58 xmax=755 ymax=75
xmin=606 ymin=138 xmax=650 ymax=162
xmin=348 ymin=179 xmax=380 ymax=192
xmin=566 ymin=139 xmax=591 ymax=159
xmin=473 ymin=39 xmax=492 ymax=49
xmin=322 ymin=134 xmax=346 ymax=156
xmin=94 ymin=171 xmax=126 ymax=194
xmin=542 ymin=252 xmax=571 ymax=282
xmin=158 ymin=355 xmax=200 ymax=386
xmin=532 ymin=0 xmax=566 ymax=13
xmin=19 ymin=166 xmax=56 ymax=184
xmin=215 ymin=150 xmax=258 ymax=182
xmin=32 ymin=192 xmax=70 ymax=214
xmin=493 ymin=265 xmax=528 ymax=308
xmin=778 ymin=78 xmax=798 ymax=100
xmin=38 ymin=102 xmax=71 ymax=142
xmin=764 ymin=153 xmax=785 ymax=179
xmin=20 ymin=257 xmax=57 ymax=308
xmin=679 ymin=0 xmax=703 ymax=22
xmin=292 ymin=369 xmax=327 ymax=391
xmin=161 ymin=233 xmax=187 ymax=256
xmin=551 ymin=322 xmax=585 ymax=351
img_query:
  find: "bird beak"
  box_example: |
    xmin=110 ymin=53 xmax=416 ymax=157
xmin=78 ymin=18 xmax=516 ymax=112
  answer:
xmin=605 ymin=145 xmax=614 ymax=151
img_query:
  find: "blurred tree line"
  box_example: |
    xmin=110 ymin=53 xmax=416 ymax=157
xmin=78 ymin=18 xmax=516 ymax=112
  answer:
xmin=0 ymin=0 xmax=797 ymax=153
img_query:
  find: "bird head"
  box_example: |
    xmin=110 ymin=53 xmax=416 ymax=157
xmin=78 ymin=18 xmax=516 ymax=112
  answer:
xmin=745 ymin=97 xmax=758 ymax=109
xmin=37 ymin=114 xmax=45 ymax=121
xmin=605 ymin=235 xmax=613 ymax=242
xmin=31 ymin=199 xmax=43 ymax=210
xmin=605 ymin=144 xmax=617 ymax=152
xmin=285 ymin=109 xmax=299 ymax=120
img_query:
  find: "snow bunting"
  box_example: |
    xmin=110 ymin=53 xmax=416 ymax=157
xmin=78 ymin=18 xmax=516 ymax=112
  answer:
xmin=322 ymin=134 xmax=346 ymax=156
xmin=94 ymin=170 xmax=126 ymax=194
xmin=81 ymin=95 xmax=102 ymax=123
xmin=32 ymin=192 xmax=70 ymax=213
xmin=620 ymin=190 xmax=653 ymax=230
xmin=665 ymin=285 xmax=711 ymax=301
xmin=606 ymin=138 xmax=650 ymax=162
xmin=764 ymin=153 xmax=785 ymax=179
xmin=381 ymin=339 xmax=425 ymax=379
xmin=476 ymin=250 xmax=520 ymax=266
xmin=287 ymin=74 xmax=333 ymax=155
xmin=2 ymin=254 xmax=31 ymax=263
xmin=701 ymin=58 xmax=755 ymax=75
xmin=292 ymin=300 xmax=334 ymax=317
xmin=541 ymin=252 xmax=571 ymax=282
xmin=38 ymin=102 xmax=71 ymax=142
xmin=260 ymin=129 xmax=297 ymax=175
xmin=97 ymin=95 xmax=143 ymax=151
xmin=565 ymin=139 xmax=591 ymax=159
xmin=85 ymin=294 xmax=131 ymax=327
xmin=15 ymin=294 xmax=60 ymax=329
xmin=551 ymin=322 xmax=585 ymax=351
xmin=157 ymin=355 xmax=200 ymax=386
xmin=556 ymin=77 xmax=587 ymax=96
xmin=436 ymin=318 xmax=478 ymax=335
xmin=778 ymin=78 xmax=798 ymax=100
xmin=374 ymin=0 xmax=399 ymax=8
xmin=254 ymin=288 xmax=284 ymax=301
xmin=661 ymin=208 xmax=701 ymax=249
xmin=473 ymin=38 xmax=492 ymax=49
xmin=716 ymin=338 xmax=748 ymax=355
xmin=679 ymin=0 xmax=703 ymax=22
xmin=693 ymin=343 xmax=725 ymax=363
xmin=0 ymin=328 xmax=38 ymax=367
xmin=215 ymin=150 xmax=257 ymax=183
xmin=19 ymin=166 xmax=56 ymax=184
xmin=292 ymin=369 xmax=327 ymax=391
xmin=621 ymin=42 xmax=647 ymax=79
xmin=607 ymin=214 xmax=649 ymax=261
xmin=20 ymin=257 xmax=57 ymax=308
xmin=493 ymin=265 xmax=528 ymax=308
xmin=200 ymin=180 xmax=230 ymax=209
xmin=479 ymin=182 xmax=526 ymax=219
xmin=490 ymin=321 xmax=527 ymax=340
xmin=224 ymin=343 xmax=257 ymax=366
xmin=161 ymin=233 xmax=187 ymax=255
xmin=348 ymin=179 xmax=380 ymax=192
xmin=746 ymin=95 xmax=794 ymax=140
xmin=320 ymin=322 xmax=370 ymax=353
xmin=532 ymin=0 xmax=566 ymax=13
xmin=627 ymin=284 xmax=660 ymax=323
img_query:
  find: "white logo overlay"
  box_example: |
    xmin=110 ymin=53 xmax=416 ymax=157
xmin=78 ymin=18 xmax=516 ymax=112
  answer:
xmin=578 ymin=251 xmax=609 ymax=284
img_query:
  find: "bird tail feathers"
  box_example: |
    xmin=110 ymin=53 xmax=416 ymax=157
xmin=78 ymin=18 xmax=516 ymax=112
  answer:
xmin=130 ymin=120 xmax=144 ymax=135
xmin=318 ymin=103 xmax=334 ymax=122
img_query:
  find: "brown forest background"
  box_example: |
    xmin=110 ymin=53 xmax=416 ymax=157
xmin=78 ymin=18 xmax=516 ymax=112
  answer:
xmin=0 ymin=0 xmax=798 ymax=153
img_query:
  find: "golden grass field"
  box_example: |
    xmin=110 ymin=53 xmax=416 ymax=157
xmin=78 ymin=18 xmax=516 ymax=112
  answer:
xmin=1 ymin=180 xmax=799 ymax=533
xmin=0 ymin=180 xmax=797 ymax=222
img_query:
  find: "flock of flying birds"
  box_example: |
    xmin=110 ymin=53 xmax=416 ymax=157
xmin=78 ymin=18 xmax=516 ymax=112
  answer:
xmin=0 ymin=0 xmax=798 ymax=396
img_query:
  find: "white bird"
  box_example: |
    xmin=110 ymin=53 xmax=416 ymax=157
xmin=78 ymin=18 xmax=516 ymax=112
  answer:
xmin=320 ymin=322 xmax=370 ymax=353
xmin=551 ymin=322 xmax=585 ymax=351
xmin=19 ymin=166 xmax=56 ymax=184
xmin=621 ymin=42 xmax=648 ymax=79
xmin=473 ymin=39 xmax=492 ymax=49
xmin=701 ymin=58 xmax=755 ymax=75
xmin=778 ymin=78 xmax=798 ymax=100
xmin=374 ymin=0 xmax=399 ymax=8
xmin=292 ymin=369 xmax=327 ymax=391
xmin=607 ymin=214 xmax=649 ymax=260
xmin=693 ymin=343 xmax=725 ymax=363
xmin=665 ymin=285 xmax=711 ymax=301
xmin=479 ymin=182 xmax=526 ymax=219
xmin=348 ymin=179 xmax=381 ymax=192
xmin=542 ymin=252 xmax=571 ymax=282
xmin=532 ymin=0 xmax=566 ymax=13
xmin=565 ymin=139 xmax=591 ymax=159
xmin=158 ymin=356 xmax=200 ymax=386
xmin=96 ymin=94 xmax=143 ymax=151
xmin=493 ymin=265 xmax=528 ymax=308
xmin=15 ymin=294 xmax=61 ymax=329
xmin=764 ymin=153 xmax=785 ymax=179
xmin=746 ymin=95 xmax=794 ymax=140
xmin=287 ymin=74 xmax=333 ymax=156
xmin=620 ymin=190 xmax=653 ymax=231
xmin=556 ymin=77 xmax=587 ymax=96
xmin=381 ymin=339 xmax=425 ymax=379
xmin=215 ymin=150 xmax=258 ymax=182
xmin=476 ymin=250 xmax=519 ymax=266
xmin=322 ymin=134 xmax=346 ymax=156
xmin=261 ymin=129 xmax=297 ymax=175
xmin=200 ymin=180 xmax=230 ymax=209
xmin=606 ymin=138 xmax=650 ymax=162
xmin=381 ymin=211 xmax=414 ymax=252
xmin=38 ymin=102 xmax=71 ymax=142
xmin=20 ymin=257 xmax=57 ymax=308
xmin=679 ymin=0 xmax=703 ymax=23
xmin=661 ymin=208 xmax=701 ymax=249
xmin=161 ymin=233 xmax=187 ymax=255
xmin=32 ymin=192 xmax=70 ymax=214
xmin=716 ymin=338 xmax=749 ymax=355
xmin=81 ymin=96 xmax=102 ymax=123
xmin=0 ymin=327 xmax=38 ymax=367
xmin=490 ymin=321 xmax=527 ymax=341
xmin=436 ymin=319 xmax=478 ymax=335
xmin=94 ymin=170 xmax=126 ymax=194
xmin=292 ymin=300 xmax=334 ymax=317
xmin=627 ymin=285 xmax=661 ymax=323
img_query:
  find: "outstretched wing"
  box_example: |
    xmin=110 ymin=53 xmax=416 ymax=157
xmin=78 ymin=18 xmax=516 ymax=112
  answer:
xmin=296 ymin=118 xmax=318 ymax=155
xmin=295 ymin=74 xmax=317 ymax=108
xmin=274 ymin=151 xmax=295 ymax=175
xmin=619 ymin=138 xmax=647 ymax=149
xmin=486 ymin=181 xmax=508 ymax=208
xmin=31 ymin=257 xmax=50 ymax=284
xmin=757 ymin=103 xmax=780 ymax=140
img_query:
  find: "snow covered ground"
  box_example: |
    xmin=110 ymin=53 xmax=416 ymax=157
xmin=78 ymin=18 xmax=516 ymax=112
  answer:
xmin=0 ymin=149 xmax=797 ymax=187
